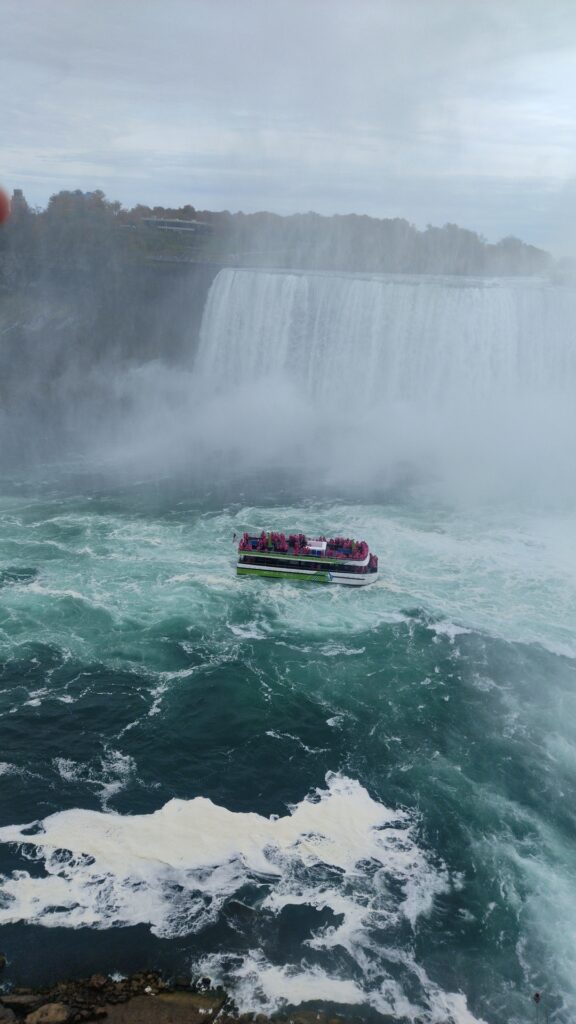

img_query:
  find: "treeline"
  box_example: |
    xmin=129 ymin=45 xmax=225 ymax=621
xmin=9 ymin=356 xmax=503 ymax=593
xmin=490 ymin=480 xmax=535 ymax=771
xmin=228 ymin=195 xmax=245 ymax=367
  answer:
xmin=0 ymin=187 xmax=551 ymax=284
xmin=213 ymin=210 xmax=551 ymax=275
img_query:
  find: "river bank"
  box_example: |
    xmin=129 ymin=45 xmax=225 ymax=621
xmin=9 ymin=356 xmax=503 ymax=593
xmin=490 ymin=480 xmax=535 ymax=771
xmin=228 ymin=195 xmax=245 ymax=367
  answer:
xmin=0 ymin=970 xmax=352 ymax=1024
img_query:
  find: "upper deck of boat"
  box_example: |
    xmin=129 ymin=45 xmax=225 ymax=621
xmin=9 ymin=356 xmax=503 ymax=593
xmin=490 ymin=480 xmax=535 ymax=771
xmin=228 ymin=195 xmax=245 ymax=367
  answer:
xmin=237 ymin=532 xmax=375 ymax=569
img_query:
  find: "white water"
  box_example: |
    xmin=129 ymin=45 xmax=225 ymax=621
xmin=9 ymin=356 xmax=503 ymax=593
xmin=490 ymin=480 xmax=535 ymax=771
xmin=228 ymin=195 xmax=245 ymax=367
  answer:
xmin=197 ymin=270 xmax=576 ymax=406
xmin=0 ymin=494 xmax=574 ymax=1017
xmin=0 ymin=773 xmax=483 ymax=1021
xmin=0 ymin=775 xmax=440 ymax=932
xmin=3 ymin=269 xmax=576 ymax=1020
xmin=192 ymin=269 xmax=576 ymax=498
xmin=84 ymin=269 xmax=576 ymax=500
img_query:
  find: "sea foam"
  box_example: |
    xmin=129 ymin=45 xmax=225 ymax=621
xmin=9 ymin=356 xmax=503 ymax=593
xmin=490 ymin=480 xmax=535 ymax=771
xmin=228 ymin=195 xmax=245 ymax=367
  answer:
xmin=0 ymin=774 xmax=419 ymax=910
xmin=0 ymin=774 xmax=483 ymax=1020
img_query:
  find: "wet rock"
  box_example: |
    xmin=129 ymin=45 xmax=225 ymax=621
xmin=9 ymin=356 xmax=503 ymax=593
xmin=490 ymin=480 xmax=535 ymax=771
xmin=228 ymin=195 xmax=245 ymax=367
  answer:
xmin=25 ymin=1005 xmax=70 ymax=1024
xmin=102 ymin=993 xmax=127 ymax=1006
xmin=1 ymin=995 xmax=43 ymax=1012
xmin=70 ymin=1009 xmax=106 ymax=1022
xmin=172 ymin=976 xmax=189 ymax=991
xmin=3 ymin=972 xmax=254 ymax=1024
xmin=87 ymin=977 xmax=107 ymax=991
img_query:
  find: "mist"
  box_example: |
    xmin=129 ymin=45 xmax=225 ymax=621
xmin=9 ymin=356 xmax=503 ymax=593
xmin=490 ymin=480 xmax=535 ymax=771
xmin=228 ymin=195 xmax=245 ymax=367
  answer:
xmin=90 ymin=361 xmax=576 ymax=507
xmin=0 ymin=186 xmax=569 ymax=504
xmin=2 ymin=255 xmax=574 ymax=508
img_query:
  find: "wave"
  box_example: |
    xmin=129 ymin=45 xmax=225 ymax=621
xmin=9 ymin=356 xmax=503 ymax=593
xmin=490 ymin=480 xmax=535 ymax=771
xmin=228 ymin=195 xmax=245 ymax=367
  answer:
xmin=0 ymin=773 xmax=483 ymax=1020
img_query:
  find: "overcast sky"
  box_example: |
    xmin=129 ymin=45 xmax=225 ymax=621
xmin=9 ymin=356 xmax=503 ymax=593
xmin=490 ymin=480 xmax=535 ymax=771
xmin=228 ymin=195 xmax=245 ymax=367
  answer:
xmin=3 ymin=0 xmax=576 ymax=250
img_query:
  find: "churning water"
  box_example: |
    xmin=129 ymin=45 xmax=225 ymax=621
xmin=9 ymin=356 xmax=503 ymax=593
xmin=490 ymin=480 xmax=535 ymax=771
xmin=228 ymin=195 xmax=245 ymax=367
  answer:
xmin=1 ymin=270 xmax=576 ymax=1023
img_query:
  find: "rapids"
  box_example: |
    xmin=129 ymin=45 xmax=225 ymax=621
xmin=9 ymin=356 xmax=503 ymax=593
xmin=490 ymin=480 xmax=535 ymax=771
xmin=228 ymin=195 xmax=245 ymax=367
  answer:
xmin=1 ymin=268 xmax=576 ymax=1023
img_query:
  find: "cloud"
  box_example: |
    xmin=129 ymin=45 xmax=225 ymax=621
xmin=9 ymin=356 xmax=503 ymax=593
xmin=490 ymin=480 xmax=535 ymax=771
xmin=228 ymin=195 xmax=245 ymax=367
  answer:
xmin=3 ymin=0 xmax=576 ymax=246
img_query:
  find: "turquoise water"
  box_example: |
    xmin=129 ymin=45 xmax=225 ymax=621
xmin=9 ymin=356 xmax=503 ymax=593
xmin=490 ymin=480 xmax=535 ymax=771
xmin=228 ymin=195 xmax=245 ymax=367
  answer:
xmin=1 ymin=475 xmax=575 ymax=1023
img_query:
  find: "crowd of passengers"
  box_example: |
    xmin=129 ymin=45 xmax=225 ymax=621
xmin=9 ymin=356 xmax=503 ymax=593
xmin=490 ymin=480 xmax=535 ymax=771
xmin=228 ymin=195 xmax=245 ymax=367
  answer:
xmin=238 ymin=531 xmax=377 ymax=569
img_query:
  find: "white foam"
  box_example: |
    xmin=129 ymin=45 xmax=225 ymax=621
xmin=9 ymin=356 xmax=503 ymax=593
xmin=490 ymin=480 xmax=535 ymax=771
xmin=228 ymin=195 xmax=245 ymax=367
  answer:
xmin=198 ymin=951 xmax=367 ymax=1010
xmin=53 ymin=750 xmax=136 ymax=810
xmin=0 ymin=762 xmax=41 ymax=781
xmin=53 ymin=757 xmax=80 ymax=784
xmin=0 ymin=774 xmax=484 ymax=1020
xmin=0 ymin=775 xmax=406 ymax=883
xmin=265 ymin=731 xmax=326 ymax=754
xmin=228 ymin=622 xmax=268 ymax=640
xmin=197 ymin=948 xmax=485 ymax=1023
xmin=23 ymin=687 xmax=50 ymax=708
xmin=319 ymin=642 xmax=366 ymax=657
xmin=0 ymin=774 xmax=440 ymax=937
xmin=27 ymin=583 xmax=87 ymax=602
xmin=428 ymin=621 xmax=472 ymax=641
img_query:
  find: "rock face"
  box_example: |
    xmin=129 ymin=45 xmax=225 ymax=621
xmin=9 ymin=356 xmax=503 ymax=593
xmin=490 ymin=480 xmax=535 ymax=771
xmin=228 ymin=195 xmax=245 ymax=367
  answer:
xmin=1 ymin=996 xmax=43 ymax=1012
xmin=87 ymin=979 xmax=107 ymax=992
xmin=0 ymin=973 xmax=168 ymax=1023
xmin=25 ymin=1007 xmax=70 ymax=1024
xmin=0 ymin=261 xmax=220 ymax=472
xmin=0 ymin=971 xmax=311 ymax=1024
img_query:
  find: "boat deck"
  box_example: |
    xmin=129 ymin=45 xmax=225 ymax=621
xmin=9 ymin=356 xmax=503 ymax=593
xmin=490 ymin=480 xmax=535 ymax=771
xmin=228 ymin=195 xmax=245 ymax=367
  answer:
xmin=236 ymin=532 xmax=379 ymax=585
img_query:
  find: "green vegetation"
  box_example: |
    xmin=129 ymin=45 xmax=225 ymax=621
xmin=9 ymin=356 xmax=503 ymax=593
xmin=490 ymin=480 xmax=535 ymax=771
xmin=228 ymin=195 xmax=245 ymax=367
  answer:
xmin=0 ymin=188 xmax=552 ymax=286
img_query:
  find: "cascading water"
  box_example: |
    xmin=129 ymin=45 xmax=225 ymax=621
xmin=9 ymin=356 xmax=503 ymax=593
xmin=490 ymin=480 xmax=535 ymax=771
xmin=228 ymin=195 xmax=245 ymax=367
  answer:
xmin=194 ymin=268 xmax=576 ymax=498
xmin=1 ymin=266 xmax=576 ymax=1024
xmin=196 ymin=269 xmax=576 ymax=406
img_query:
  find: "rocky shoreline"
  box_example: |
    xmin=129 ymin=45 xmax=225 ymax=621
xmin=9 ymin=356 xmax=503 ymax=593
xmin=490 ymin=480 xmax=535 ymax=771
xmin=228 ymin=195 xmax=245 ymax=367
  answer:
xmin=0 ymin=971 xmax=231 ymax=1024
xmin=0 ymin=968 xmax=349 ymax=1024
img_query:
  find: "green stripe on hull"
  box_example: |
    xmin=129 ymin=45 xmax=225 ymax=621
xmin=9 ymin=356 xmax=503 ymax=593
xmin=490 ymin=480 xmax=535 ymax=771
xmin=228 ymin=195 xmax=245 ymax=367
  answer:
xmin=237 ymin=566 xmax=330 ymax=583
xmin=237 ymin=549 xmax=364 ymax=568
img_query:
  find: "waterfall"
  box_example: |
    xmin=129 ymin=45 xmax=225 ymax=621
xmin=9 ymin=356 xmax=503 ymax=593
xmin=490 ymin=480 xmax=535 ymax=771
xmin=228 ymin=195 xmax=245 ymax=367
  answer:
xmin=196 ymin=269 xmax=576 ymax=409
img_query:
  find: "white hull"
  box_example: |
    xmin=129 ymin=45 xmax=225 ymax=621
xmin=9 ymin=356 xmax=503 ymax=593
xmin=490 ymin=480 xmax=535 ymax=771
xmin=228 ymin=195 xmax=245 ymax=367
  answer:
xmin=237 ymin=562 xmax=378 ymax=586
xmin=329 ymin=571 xmax=378 ymax=586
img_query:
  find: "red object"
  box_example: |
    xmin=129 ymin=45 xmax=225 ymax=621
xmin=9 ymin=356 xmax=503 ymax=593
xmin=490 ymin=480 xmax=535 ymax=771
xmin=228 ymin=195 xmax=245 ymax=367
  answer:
xmin=0 ymin=189 xmax=10 ymax=224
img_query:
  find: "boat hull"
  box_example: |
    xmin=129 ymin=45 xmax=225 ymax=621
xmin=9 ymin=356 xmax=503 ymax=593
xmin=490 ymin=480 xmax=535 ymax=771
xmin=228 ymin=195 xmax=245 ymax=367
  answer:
xmin=236 ymin=563 xmax=378 ymax=585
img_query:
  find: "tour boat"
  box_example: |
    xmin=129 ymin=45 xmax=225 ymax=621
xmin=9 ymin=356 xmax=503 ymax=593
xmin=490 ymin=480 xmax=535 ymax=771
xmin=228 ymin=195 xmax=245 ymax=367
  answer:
xmin=236 ymin=532 xmax=379 ymax=585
